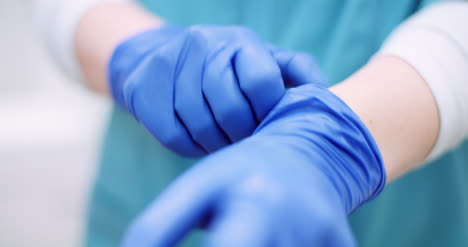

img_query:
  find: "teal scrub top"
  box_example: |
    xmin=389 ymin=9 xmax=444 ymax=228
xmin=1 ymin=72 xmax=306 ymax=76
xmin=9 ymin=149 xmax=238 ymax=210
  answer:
xmin=85 ymin=0 xmax=468 ymax=246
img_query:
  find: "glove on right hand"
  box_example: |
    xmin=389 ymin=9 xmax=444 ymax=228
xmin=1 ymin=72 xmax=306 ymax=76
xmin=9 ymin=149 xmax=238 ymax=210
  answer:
xmin=121 ymin=83 xmax=386 ymax=247
xmin=108 ymin=25 xmax=325 ymax=157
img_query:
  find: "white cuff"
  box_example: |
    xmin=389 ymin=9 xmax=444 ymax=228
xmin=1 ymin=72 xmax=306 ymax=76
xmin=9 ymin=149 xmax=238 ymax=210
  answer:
xmin=377 ymin=1 xmax=468 ymax=162
xmin=33 ymin=0 xmax=131 ymax=81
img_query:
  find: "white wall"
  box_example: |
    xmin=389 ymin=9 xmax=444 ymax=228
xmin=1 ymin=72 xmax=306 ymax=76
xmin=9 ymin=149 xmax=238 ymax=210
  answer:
xmin=0 ymin=0 xmax=110 ymax=246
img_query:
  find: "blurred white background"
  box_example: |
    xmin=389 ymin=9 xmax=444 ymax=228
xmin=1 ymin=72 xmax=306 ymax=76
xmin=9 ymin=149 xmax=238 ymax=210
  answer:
xmin=1 ymin=0 xmax=110 ymax=246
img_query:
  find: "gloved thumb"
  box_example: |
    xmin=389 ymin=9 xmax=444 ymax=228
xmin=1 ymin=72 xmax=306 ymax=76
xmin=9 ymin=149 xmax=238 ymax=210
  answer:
xmin=268 ymin=45 xmax=326 ymax=87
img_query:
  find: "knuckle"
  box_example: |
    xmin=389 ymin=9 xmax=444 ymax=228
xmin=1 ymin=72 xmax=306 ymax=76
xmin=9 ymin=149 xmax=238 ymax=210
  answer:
xmin=201 ymin=64 xmax=218 ymax=92
xmin=173 ymin=96 xmax=186 ymax=114
xmin=190 ymin=121 xmax=212 ymax=143
xmin=151 ymin=50 xmax=173 ymax=69
xmin=216 ymin=107 xmax=237 ymax=127
xmin=231 ymin=25 xmax=254 ymax=36
xmin=240 ymin=63 xmax=282 ymax=94
xmin=257 ymin=62 xmax=282 ymax=82
xmin=159 ymin=128 xmax=184 ymax=148
xmin=295 ymin=52 xmax=315 ymax=65
xmin=201 ymin=75 xmax=211 ymax=94
xmin=186 ymin=25 xmax=206 ymax=39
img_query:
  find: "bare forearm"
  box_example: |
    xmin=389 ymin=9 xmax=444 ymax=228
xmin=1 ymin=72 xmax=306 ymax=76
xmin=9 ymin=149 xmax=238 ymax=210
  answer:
xmin=331 ymin=56 xmax=439 ymax=182
xmin=75 ymin=2 xmax=162 ymax=94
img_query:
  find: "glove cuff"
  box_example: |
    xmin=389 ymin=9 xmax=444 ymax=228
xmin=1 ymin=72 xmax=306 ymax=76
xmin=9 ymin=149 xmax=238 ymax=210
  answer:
xmin=255 ymin=84 xmax=386 ymax=213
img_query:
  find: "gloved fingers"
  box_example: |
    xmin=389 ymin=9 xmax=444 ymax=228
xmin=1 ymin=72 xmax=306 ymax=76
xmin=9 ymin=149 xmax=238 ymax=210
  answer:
xmin=233 ymin=44 xmax=285 ymax=122
xmin=128 ymin=43 xmax=206 ymax=157
xmin=268 ymin=45 xmax=326 ymax=87
xmin=203 ymin=198 xmax=275 ymax=247
xmin=120 ymin=162 xmax=223 ymax=247
xmin=202 ymin=45 xmax=257 ymax=142
xmin=174 ymin=32 xmax=231 ymax=152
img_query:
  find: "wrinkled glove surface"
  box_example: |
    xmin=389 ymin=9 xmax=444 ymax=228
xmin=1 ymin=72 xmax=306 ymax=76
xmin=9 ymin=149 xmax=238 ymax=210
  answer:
xmin=121 ymin=83 xmax=386 ymax=247
xmin=108 ymin=25 xmax=324 ymax=157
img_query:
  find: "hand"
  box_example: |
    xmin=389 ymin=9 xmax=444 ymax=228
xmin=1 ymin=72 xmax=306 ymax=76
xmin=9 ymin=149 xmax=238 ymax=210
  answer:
xmin=120 ymin=84 xmax=386 ymax=247
xmin=108 ymin=25 xmax=324 ymax=157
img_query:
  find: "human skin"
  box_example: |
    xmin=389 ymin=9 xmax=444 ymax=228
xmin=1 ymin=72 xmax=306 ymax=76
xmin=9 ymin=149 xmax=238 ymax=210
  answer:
xmin=75 ymin=2 xmax=439 ymax=183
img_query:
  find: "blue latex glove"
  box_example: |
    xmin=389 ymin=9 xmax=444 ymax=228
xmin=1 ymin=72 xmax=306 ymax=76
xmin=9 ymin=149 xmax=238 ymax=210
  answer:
xmin=108 ymin=25 xmax=324 ymax=157
xmin=120 ymin=83 xmax=386 ymax=247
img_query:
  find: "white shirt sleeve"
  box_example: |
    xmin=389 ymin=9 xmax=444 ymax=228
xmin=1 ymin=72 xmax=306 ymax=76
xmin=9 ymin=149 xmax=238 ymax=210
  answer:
xmin=34 ymin=0 xmax=468 ymax=162
xmin=377 ymin=1 xmax=468 ymax=163
xmin=33 ymin=0 xmax=132 ymax=81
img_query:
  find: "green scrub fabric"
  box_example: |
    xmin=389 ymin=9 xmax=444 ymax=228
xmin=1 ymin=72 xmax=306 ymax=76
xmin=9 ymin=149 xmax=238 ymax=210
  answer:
xmin=85 ymin=0 xmax=468 ymax=246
